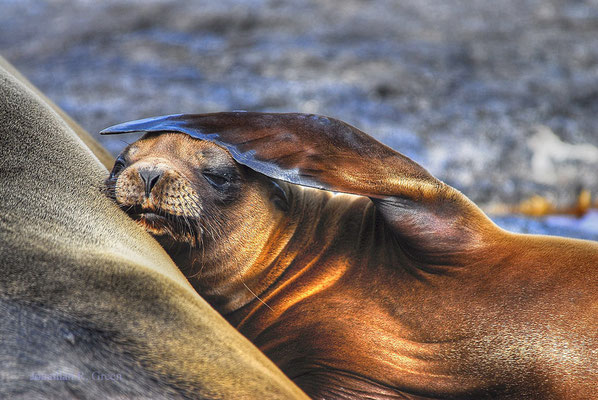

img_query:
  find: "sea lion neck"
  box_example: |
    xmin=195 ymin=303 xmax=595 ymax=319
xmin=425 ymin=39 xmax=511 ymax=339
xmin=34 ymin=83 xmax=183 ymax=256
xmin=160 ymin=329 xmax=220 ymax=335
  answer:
xmin=184 ymin=185 xmax=346 ymax=316
xmin=224 ymin=186 xmax=386 ymax=326
xmin=155 ymin=191 xmax=290 ymax=314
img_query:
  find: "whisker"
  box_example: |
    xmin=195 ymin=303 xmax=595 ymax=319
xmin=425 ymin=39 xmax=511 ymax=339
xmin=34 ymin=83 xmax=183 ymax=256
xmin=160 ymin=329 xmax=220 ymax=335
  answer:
xmin=241 ymin=280 xmax=273 ymax=312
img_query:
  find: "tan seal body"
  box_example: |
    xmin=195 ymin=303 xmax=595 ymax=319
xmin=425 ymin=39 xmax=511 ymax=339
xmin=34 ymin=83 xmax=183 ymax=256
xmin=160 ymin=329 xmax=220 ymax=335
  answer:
xmin=0 ymin=60 xmax=306 ymax=399
xmin=104 ymin=113 xmax=598 ymax=400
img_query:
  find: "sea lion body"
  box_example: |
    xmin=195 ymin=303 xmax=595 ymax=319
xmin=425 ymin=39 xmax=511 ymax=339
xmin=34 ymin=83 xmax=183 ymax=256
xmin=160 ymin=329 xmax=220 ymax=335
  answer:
xmin=103 ymin=113 xmax=598 ymax=399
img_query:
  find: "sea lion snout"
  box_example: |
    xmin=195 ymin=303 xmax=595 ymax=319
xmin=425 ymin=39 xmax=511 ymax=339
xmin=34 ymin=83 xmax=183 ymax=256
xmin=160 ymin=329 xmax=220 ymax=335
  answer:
xmin=107 ymin=150 xmax=205 ymax=244
xmin=123 ymin=158 xmax=177 ymax=202
xmin=138 ymin=166 xmax=164 ymax=198
xmin=114 ymin=159 xmax=195 ymax=213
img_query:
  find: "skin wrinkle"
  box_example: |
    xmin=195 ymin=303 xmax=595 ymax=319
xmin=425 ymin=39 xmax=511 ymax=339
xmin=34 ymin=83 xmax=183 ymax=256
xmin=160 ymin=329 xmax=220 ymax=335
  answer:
xmin=233 ymin=190 xmax=337 ymax=314
xmin=102 ymin=113 xmax=598 ymax=400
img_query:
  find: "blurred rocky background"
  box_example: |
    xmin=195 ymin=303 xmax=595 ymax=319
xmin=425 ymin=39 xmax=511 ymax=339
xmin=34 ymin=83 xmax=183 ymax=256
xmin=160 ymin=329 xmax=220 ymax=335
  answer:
xmin=0 ymin=0 xmax=596 ymax=239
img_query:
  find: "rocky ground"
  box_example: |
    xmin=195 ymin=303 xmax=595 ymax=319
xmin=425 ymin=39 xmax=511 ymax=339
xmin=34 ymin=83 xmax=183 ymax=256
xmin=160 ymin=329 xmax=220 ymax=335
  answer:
xmin=1 ymin=0 xmax=596 ymax=239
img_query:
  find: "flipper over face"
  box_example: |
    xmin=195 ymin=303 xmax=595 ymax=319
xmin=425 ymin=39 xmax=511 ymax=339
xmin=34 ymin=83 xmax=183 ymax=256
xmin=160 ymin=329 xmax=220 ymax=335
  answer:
xmin=102 ymin=112 xmax=495 ymax=258
xmin=101 ymin=112 xmax=438 ymax=197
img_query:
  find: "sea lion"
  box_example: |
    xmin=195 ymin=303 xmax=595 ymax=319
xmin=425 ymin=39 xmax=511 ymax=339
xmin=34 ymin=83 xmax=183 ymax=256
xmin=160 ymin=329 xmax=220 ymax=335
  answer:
xmin=0 ymin=60 xmax=306 ymax=399
xmin=102 ymin=112 xmax=598 ymax=400
xmin=0 ymin=56 xmax=113 ymax=169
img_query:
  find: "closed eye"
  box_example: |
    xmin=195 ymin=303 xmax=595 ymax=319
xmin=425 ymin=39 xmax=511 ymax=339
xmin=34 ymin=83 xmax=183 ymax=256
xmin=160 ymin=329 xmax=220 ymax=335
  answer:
xmin=202 ymin=171 xmax=229 ymax=187
xmin=110 ymin=157 xmax=127 ymax=179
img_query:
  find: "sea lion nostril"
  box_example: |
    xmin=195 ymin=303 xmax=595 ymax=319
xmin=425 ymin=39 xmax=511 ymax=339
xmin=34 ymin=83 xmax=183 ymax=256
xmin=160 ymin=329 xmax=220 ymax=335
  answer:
xmin=139 ymin=168 xmax=163 ymax=198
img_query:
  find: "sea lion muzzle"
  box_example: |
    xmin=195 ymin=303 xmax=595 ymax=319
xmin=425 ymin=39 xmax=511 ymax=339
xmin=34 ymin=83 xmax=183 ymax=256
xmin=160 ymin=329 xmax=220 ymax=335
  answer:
xmin=138 ymin=167 xmax=163 ymax=198
xmin=106 ymin=153 xmax=207 ymax=246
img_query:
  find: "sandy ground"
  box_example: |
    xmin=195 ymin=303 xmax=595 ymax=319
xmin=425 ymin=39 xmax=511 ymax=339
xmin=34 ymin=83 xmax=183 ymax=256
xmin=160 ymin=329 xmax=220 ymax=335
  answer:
xmin=1 ymin=0 xmax=596 ymax=239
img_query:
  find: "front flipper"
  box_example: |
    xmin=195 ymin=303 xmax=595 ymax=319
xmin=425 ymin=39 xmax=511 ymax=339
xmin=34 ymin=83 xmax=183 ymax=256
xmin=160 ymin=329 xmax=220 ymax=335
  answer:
xmin=101 ymin=112 xmax=498 ymax=261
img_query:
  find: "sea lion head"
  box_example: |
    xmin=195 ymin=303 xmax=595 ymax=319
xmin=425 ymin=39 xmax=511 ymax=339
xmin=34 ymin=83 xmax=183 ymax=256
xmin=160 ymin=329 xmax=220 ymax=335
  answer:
xmin=105 ymin=132 xmax=290 ymax=301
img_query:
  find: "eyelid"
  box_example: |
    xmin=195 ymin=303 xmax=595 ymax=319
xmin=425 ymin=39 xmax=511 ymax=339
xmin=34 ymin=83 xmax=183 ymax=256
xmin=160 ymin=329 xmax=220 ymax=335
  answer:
xmin=116 ymin=153 xmax=130 ymax=165
xmin=110 ymin=156 xmax=127 ymax=178
xmin=203 ymin=171 xmax=228 ymax=179
xmin=202 ymin=167 xmax=231 ymax=178
xmin=202 ymin=170 xmax=230 ymax=187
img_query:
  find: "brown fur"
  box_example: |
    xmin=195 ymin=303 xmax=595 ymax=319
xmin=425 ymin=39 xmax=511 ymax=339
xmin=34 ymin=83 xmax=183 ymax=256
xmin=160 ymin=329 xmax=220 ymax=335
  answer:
xmin=108 ymin=125 xmax=598 ymax=400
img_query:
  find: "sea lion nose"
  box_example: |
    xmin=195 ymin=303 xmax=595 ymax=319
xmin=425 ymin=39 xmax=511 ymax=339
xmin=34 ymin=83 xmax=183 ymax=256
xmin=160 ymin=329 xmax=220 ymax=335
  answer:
xmin=138 ymin=168 xmax=163 ymax=198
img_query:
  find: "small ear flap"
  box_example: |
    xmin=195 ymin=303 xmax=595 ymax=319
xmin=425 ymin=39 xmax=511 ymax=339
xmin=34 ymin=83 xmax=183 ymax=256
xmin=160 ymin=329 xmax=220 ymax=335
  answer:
xmin=267 ymin=179 xmax=290 ymax=212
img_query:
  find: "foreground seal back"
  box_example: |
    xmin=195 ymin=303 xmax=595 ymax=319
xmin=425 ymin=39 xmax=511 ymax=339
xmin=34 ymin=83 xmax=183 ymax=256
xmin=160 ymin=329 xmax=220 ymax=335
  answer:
xmin=0 ymin=63 xmax=306 ymax=399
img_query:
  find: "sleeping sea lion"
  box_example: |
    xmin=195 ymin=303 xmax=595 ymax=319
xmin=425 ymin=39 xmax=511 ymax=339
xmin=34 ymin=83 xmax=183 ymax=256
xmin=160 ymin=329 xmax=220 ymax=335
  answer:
xmin=0 ymin=60 xmax=306 ymax=399
xmin=102 ymin=112 xmax=598 ymax=400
